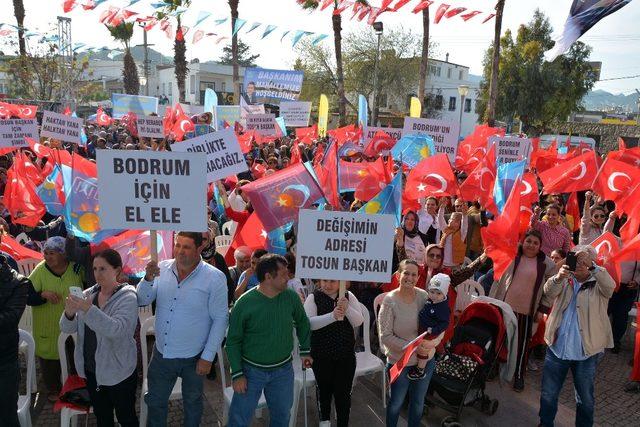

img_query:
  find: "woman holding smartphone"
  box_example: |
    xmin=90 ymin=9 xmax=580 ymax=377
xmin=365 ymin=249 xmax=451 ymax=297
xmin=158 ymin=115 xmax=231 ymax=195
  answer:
xmin=60 ymin=249 xmax=139 ymax=427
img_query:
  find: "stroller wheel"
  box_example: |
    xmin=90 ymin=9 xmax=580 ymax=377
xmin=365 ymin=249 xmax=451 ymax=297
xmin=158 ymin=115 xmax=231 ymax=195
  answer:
xmin=489 ymin=399 xmax=499 ymax=415
xmin=441 ymin=416 xmax=462 ymax=427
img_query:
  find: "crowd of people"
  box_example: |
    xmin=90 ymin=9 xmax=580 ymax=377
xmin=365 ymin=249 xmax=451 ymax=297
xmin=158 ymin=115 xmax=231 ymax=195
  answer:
xmin=0 ymin=110 xmax=639 ymax=427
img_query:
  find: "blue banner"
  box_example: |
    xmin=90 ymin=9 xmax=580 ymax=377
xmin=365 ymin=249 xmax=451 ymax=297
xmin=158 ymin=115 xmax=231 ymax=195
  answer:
xmin=358 ymin=94 xmax=368 ymax=129
xmin=111 ymin=93 xmax=158 ymax=118
xmin=242 ymin=67 xmax=304 ymax=104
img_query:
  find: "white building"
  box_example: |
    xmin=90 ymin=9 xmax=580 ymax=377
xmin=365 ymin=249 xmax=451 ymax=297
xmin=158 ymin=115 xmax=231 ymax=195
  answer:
xmin=151 ymin=60 xmax=245 ymax=106
xmin=379 ymin=54 xmax=480 ymax=137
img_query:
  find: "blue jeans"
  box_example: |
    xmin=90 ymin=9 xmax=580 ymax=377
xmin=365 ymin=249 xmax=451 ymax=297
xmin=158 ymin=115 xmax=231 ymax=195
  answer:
xmin=386 ymin=359 xmax=435 ymax=427
xmin=539 ymin=349 xmax=598 ymax=427
xmin=228 ymin=362 xmax=294 ymax=427
xmin=145 ymin=346 xmax=204 ymax=427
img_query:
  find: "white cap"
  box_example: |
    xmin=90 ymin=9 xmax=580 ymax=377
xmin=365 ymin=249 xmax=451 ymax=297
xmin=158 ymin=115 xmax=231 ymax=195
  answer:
xmin=428 ymin=273 xmax=450 ymax=296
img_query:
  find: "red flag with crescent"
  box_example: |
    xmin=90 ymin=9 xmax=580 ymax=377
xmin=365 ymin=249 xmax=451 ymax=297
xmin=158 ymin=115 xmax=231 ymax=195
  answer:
xmin=590 ymin=232 xmax=622 ymax=289
xmin=459 ymin=142 xmax=496 ymax=206
xmin=96 ymin=107 xmax=113 ymax=126
xmin=171 ymin=104 xmax=194 ymax=141
xmin=538 ymin=150 xmax=599 ymax=194
xmin=363 ymin=130 xmax=396 ymax=157
xmin=389 ymin=331 xmax=429 ymax=384
xmin=405 ymin=154 xmax=458 ymax=200
xmin=592 ymin=157 xmax=640 ymax=204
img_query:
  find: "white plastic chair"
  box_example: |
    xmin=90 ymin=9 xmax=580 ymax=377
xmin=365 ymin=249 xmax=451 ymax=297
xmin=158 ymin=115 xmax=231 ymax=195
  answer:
xmin=18 ymin=329 xmax=35 ymax=427
xmin=138 ymin=305 xmax=153 ymax=332
xmin=18 ymin=309 xmax=37 ymax=394
xmin=217 ymin=347 xmax=267 ymax=425
xmin=454 ymin=280 xmax=485 ymax=313
xmin=291 ymin=337 xmax=316 ymax=427
xmin=222 ymin=220 xmax=238 ymax=237
xmin=17 ymin=258 xmax=40 ymax=277
xmin=58 ymin=332 xmax=92 ymax=427
xmin=354 ymin=302 xmax=386 ymax=408
xmin=139 ymin=316 xmax=182 ymax=427
xmin=215 ymin=235 xmax=233 ymax=256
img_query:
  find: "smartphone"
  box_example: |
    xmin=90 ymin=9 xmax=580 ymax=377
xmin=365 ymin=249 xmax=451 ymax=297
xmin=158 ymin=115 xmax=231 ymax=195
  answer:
xmin=69 ymin=286 xmax=84 ymax=299
xmin=566 ymin=251 xmax=578 ymax=272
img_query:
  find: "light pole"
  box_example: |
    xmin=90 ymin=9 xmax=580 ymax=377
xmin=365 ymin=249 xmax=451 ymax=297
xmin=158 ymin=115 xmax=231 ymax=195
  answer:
xmin=457 ymin=84 xmax=469 ymax=138
xmin=136 ymin=22 xmax=153 ymax=96
xmin=371 ymin=21 xmax=383 ymax=126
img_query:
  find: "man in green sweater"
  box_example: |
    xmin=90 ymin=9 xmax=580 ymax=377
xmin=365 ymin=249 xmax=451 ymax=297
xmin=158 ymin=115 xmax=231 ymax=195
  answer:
xmin=226 ymin=254 xmax=312 ymax=427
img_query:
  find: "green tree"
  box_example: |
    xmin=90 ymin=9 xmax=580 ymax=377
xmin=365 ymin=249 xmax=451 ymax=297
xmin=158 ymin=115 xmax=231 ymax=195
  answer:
xmin=105 ymin=22 xmax=140 ymax=95
xmin=12 ymin=0 xmax=26 ymax=56
xmin=298 ymin=0 xmax=369 ymax=126
xmin=156 ymin=0 xmax=192 ymax=103
xmin=476 ymin=9 xmax=597 ymax=134
xmin=219 ymin=39 xmax=259 ymax=67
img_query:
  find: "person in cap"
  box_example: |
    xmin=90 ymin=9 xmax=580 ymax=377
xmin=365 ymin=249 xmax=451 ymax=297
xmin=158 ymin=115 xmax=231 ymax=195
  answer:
xmin=407 ymin=273 xmax=451 ymax=380
xmin=27 ymin=236 xmax=86 ymax=401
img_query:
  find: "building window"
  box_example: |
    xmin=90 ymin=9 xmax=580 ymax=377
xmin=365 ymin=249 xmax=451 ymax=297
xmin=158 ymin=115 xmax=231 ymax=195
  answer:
xmin=448 ymin=96 xmax=456 ymax=111
xmin=190 ymin=75 xmax=195 ymax=94
xmin=435 ymin=95 xmax=443 ymax=110
xmin=464 ymin=98 xmax=472 ymax=113
xmin=221 ymin=82 xmax=226 ymax=92
xmin=447 ymin=68 xmax=452 ymax=79
xmin=459 ymin=69 xmax=464 ymax=80
xmin=429 ymin=65 xmax=441 ymax=77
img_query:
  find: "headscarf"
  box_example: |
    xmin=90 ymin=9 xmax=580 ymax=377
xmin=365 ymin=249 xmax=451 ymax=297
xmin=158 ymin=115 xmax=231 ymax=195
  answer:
xmin=43 ymin=236 xmax=65 ymax=254
xmin=402 ymin=210 xmax=420 ymax=239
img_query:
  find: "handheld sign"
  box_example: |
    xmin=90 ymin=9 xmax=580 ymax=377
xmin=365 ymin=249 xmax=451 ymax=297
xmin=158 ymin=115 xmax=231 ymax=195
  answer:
xmin=280 ymin=101 xmax=311 ymax=127
xmin=96 ymin=150 xmax=207 ymax=232
xmin=489 ymin=135 xmax=532 ymax=164
xmin=295 ymin=210 xmax=395 ymax=283
xmin=112 ymin=93 xmax=158 ymax=118
xmin=246 ymin=113 xmax=277 ymax=136
xmin=0 ymin=119 xmax=38 ymax=148
xmin=171 ymin=127 xmax=248 ymax=182
xmin=136 ymin=116 xmax=164 ymax=139
xmin=40 ymin=111 xmax=83 ymax=144
xmin=403 ymin=118 xmax=460 ymax=163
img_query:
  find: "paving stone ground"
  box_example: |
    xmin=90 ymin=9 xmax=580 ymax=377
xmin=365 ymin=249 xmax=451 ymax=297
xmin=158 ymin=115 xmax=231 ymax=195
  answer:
xmin=25 ymin=328 xmax=640 ymax=426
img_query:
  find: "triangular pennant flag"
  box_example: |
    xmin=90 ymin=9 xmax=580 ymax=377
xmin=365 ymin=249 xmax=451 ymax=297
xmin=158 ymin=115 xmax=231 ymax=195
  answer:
xmin=194 ymin=11 xmax=211 ymax=27
xmin=262 ymin=24 xmax=277 ymax=39
xmin=291 ymin=30 xmax=310 ymax=47
xmin=245 ymin=22 xmax=261 ymax=33
xmin=232 ymin=18 xmax=247 ymax=37
xmin=311 ymin=34 xmax=329 ymax=45
xmin=280 ymin=30 xmax=291 ymax=42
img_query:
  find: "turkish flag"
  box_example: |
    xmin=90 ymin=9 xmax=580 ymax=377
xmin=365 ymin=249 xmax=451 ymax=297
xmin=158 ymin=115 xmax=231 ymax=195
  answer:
xmin=592 ymin=157 xmax=640 ymax=204
xmin=0 ymin=235 xmax=43 ymax=260
xmin=0 ymin=102 xmax=38 ymax=119
xmin=226 ymin=212 xmax=268 ymax=260
xmin=171 ymin=105 xmax=194 ymax=141
xmin=162 ymin=105 xmax=174 ymax=136
xmin=237 ymin=132 xmax=254 ymax=154
xmin=608 ymin=145 xmax=640 ymax=168
xmin=481 ymin=178 xmax=523 ymax=281
xmin=620 ymin=212 xmax=640 ymax=245
xmin=538 ymin=150 xmax=599 ymax=194
xmin=405 ymin=154 xmax=458 ymax=200
xmin=251 ymin=162 xmax=266 ymax=179
xmin=363 ymin=130 xmax=396 ymax=157
xmin=96 ymin=107 xmax=113 ymax=126
xmin=388 ymin=331 xmax=428 ymax=384
xmin=459 ymin=142 xmax=496 ymax=206
xmin=296 ymin=125 xmax=318 ymax=145
xmin=353 ymin=158 xmax=391 ymax=201
xmin=520 ymin=172 xmax=539 ymax=207
xmin=566 ymin=192 xmax=581 ymax=233
xmin=290 ymin=143 xmax=301 ymax=165
xmin=3 ymin=164 xmax=46 ymax=227
xmin=455 ymin=124 xmax=504 ymax=174
xmin=434 ymin=3 xmax=450 ymax=23
xmin=610 ymin=232 xmax=640 ymax=265
xmin=590 ymin=232 xmax=622 ymax=289
xmin=315 ymin=142 xmax=340 ymax=209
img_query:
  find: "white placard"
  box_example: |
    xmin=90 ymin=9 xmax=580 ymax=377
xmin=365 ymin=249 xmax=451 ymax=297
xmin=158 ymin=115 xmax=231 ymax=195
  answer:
xmin=489 ymin=135 xmax=532 ymax=164
xmin=364 ymin=126 xmax=404 ymax=142
xmin=170 ymin=128 xmax=248 ymax=182
xmin=136 ymin=115 xmax=164 ymax=139
xmin=0 ymin=119 xmax=38 ymax=148
xmin=246 ymin=113 xmax=277 ymax=136
xmin=280 ymin=102 xmax=311 ymax=127
xmin=40 ymin=111 xmax=83 ymax=144
xmin=97 ymin=150 xmax=207 ymax=231
xmin=295 ymin=209 xmax=395 ymax=282
xmin=402 ymin=118 xmax=460 ymax=162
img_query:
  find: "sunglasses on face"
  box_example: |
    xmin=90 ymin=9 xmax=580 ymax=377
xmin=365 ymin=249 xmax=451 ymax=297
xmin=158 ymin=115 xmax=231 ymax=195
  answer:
xmin=427 ymin=253 xmax=442 ymax=259
xmin=592 ymin=214 xmax=605 ymax=219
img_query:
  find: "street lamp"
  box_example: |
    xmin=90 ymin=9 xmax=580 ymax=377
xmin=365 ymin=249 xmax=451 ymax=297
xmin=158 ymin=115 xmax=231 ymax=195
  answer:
xmin=458 ymin=84 xmax=469 ymax=138
xmin=139 ymin=76 xmax=147 ymax=96
xmin=371 ymin=21 xmax=383 ymax=126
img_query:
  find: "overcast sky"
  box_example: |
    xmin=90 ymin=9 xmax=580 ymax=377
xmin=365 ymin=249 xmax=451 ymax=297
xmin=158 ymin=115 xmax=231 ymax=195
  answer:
xmin=4 ymin=0 xmax=640 ymax=95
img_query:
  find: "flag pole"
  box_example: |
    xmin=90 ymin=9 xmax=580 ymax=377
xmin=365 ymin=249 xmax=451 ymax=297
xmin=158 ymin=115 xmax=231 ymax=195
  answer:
xmin=150 ymin=230 xmax=158 ymax=263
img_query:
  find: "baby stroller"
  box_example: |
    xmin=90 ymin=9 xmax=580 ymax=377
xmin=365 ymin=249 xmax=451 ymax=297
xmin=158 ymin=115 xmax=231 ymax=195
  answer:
xmin=426 ymin=301 xmax=507 ymax=427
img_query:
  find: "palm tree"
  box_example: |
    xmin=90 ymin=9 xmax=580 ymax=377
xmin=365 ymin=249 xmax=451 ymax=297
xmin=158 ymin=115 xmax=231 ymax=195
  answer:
xmin=228 ymin=0 xmax=240 ymax=103
xmin=13 ymin=0 xmax=26 ymax=56
xmin=485 ymin=0 xmax=505 ymax=124
xmin=417 ymin=6 xmax=429 ymax=116
xmin=106 ymin=22 xmax=140 ymax=95
xmin=299 ymin=1 xmax=368 ymax=126
xmin=157 ymin=0 xmax=192 ymax=103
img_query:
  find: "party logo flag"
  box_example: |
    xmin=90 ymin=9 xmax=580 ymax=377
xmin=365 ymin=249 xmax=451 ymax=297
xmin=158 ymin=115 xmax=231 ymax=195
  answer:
xmin=242 ymin=162 xmax=325 ymax=231
xmin=357 ymin=172 xmax=402 ymax=227
xmin=36 ymin=164 xmax=65 ymax=216
xmin=358 ymin=94 xmax=368 ymax=129
xmin=493 ymin=159 xmax=526 ymax=214
xmin=391 ymin=133 xmax=436 ymax=168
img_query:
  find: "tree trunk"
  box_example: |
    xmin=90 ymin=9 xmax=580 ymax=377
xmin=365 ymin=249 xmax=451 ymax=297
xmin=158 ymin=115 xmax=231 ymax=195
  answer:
xmin=486 ymin=0 xmax=505 ymax=125
xmin=230 ymin=0 xmax=240 ymax=104
xmin=174 ymin=16 xmax=187 ymax=103
xmin=417 ymin=7 xmax=430 ymax=116
xmin=332 ymin=12 xmax=346 ymax=126
xmin=13 ymin=0 xmax=26 ymax=56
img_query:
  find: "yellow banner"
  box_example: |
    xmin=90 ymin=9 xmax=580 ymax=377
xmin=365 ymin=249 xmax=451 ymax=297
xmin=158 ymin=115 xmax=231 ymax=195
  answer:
xmin=318 ymin=94 xmax=329 ymax=137
xmin=409 ymin=97 xmax=421 ymax=118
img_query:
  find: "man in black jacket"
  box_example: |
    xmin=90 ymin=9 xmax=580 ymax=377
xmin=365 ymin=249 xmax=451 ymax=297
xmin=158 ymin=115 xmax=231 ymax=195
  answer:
xmin=0 ymin=254 xmax=29 ymax=426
